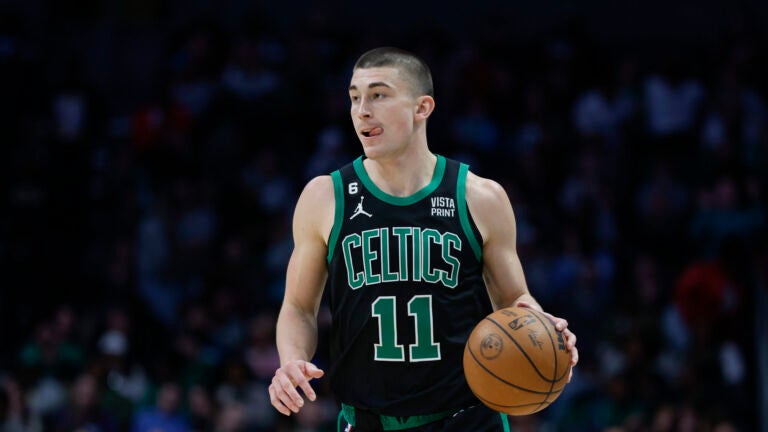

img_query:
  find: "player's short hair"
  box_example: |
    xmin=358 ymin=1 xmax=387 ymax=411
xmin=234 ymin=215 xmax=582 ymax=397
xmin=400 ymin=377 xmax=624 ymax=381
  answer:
xmin=353 ymin=47 xmax=434 ymax=97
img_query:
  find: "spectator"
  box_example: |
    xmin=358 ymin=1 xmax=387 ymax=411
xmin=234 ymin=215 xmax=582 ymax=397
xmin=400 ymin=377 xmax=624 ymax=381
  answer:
xmin=0 ymin=376 xmax=43 ymax=432
xmin=130 ymin=382 xmax=188 ymax=432
xmin=48 ymin=372 xmax=118 ymax=432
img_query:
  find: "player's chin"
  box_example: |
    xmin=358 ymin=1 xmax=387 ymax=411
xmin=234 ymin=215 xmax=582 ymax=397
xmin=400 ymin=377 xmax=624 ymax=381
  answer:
xmin=360 ymin=142 xmax=386 ymax=158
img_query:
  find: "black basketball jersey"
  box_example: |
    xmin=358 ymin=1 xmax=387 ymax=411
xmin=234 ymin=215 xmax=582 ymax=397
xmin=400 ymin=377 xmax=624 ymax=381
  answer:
xmin=325 ymin=154 xmax=492 ymax=416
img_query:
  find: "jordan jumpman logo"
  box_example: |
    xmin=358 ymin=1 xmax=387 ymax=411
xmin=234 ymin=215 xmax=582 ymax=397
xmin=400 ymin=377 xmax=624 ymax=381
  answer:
xmin=350 ymin=196 xmax=373 ymax=220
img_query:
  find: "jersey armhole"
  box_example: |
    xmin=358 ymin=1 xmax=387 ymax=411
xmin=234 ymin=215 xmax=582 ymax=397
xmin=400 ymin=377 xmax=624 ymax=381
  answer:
xmin=457 ymin=163 xmax=483 ymax=263
xmin=327 ymin=170 xmax=345 ymax=263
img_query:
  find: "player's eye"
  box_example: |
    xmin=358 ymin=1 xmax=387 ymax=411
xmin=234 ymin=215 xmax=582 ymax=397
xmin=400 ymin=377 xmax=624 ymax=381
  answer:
xmin=350 ymin=95 xmax=360 ymax=102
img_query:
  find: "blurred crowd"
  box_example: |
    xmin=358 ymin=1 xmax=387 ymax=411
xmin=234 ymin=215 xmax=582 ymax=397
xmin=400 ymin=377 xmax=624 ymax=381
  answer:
xmin=1 ymin=1 xmax=766 ymax=431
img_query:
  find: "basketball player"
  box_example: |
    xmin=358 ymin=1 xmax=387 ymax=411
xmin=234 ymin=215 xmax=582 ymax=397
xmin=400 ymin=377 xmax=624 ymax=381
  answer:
xmin=269 ymin=47 xmax=578 ymax=431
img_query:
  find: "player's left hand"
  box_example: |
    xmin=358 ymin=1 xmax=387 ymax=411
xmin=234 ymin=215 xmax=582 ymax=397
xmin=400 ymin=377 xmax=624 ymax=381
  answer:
xmin=517 ymin=301 xmax=578 ymax=382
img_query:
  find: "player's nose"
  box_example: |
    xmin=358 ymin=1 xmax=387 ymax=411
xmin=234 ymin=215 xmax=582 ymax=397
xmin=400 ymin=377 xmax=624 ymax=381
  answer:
xmin=355 ymin=98 xmax=372 ymax=118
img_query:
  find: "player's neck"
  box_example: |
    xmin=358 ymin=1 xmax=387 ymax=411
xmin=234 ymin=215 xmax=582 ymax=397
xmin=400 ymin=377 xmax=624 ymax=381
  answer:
xmin=362 ymin=145 xmax=437 ymax=198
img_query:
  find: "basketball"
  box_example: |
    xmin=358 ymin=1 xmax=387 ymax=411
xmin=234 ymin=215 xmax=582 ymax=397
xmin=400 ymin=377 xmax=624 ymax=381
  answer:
xmin=463 ymin=306 xmax=571 ymax=416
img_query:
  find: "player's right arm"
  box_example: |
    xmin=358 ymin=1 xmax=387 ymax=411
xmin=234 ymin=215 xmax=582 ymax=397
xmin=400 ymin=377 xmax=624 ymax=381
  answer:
xmin=269 ymin=175 xmax=335 ymax=416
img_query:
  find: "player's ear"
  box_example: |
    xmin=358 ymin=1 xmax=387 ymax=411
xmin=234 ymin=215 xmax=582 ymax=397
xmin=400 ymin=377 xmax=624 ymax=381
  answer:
xmin=414 ymin=95 xmax=435 ymax=121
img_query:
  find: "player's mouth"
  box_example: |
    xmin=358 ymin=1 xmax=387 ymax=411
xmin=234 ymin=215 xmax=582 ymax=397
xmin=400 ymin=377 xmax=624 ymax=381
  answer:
xmin=361 ymin=127 xmax=383 ymax=138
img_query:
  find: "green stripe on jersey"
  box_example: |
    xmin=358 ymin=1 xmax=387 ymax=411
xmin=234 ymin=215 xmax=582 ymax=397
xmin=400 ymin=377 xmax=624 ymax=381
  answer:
xmin=327 ymin=170 xmax=345 ymax=263
xmin=353 ymin=155 xmax=446 ymax=206
xmin=500 ymin=412 xmax=511 ymax=432
xmin=457 ymin=163 xmax=482 ymax=262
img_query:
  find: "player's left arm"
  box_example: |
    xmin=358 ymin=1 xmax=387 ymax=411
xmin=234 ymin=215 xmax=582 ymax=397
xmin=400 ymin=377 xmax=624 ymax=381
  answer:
xmin=465 ymin=172 xmax=579 ymax=377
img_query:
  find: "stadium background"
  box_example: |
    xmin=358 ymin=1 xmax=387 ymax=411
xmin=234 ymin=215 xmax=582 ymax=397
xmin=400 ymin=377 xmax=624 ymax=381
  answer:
xmin=0 ymin=0 xmax=766 ymax=430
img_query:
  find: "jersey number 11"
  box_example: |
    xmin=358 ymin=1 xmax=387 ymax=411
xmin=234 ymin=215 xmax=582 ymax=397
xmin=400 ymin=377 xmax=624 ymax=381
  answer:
xmin=371 ymin=295 xmax=441 ymax=362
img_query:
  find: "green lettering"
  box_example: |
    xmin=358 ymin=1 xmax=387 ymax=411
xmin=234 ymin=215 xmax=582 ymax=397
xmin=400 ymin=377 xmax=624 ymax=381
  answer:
xmin=342 ymin=234 xmax=364 ymax=289
xmin=380 ymin=228 xmax=399 ymax=282
xmin=392 ymin=227 xmax=411 ymax=281
xmin=412 ymin=227 xmax=421 ymax=282
xmin=441 ymin=232 xmax=461 ymax=288
xmin=422 ymin=229 xmax=441 ymax=284
xmin=362 ymin=229 xmax=381 ymax=285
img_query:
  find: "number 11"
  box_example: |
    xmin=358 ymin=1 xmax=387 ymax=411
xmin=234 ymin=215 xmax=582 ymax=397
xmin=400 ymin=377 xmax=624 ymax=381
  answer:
xmin=371 ymin=295 xmax=441 ymax=362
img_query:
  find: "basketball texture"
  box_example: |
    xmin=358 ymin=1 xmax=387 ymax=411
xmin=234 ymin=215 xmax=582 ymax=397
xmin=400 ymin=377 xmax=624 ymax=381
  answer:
xmin=463 ymin=306 xmax=570 ymax=416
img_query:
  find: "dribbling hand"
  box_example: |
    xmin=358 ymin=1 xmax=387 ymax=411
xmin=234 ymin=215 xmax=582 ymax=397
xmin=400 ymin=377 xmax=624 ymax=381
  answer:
xmin=517 ymin=301 xmax=579 ymax=382
xmin=269 ymin=360 xmax=325 ymax=416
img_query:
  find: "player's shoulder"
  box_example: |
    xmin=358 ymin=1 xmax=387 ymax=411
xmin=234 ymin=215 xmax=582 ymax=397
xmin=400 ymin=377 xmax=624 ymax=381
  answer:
xmin=464 ymin=170 xmax=515 ymax=243
xmin=465 ymin=170 xmax=509 ymax=208
xmin=294 ymin=175 xmax=336 ymax=238
xmin=295 ymin=175 xmax=335 ymax=214
xmin=302 ymin=174 xmax=334 ymax=196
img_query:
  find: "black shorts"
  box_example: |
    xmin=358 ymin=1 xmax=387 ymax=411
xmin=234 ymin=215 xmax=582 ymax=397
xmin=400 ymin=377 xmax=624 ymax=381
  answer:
xmin=336 ymin=404 xmax=511 ymax=432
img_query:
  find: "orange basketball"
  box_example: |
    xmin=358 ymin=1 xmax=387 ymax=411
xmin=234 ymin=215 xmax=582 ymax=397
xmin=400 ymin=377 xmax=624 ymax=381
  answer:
xmin=463 ymin=306 xmax=571 ymax=416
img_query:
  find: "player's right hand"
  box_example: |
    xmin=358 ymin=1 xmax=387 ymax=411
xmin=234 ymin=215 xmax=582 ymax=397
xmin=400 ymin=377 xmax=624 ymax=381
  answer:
xmin=269 ymin=360 xmax=325 ymax=416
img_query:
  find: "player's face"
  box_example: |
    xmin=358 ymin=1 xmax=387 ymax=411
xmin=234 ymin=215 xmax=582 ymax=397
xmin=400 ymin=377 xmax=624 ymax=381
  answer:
xmin=348 ymin=67 xmax=420 ymax=159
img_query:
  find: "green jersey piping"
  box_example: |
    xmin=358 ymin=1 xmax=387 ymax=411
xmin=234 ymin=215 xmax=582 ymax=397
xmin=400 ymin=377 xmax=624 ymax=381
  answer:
xmin=352 ymin=155 xmax=447 ymax=206
xmin=457 ymin=163 xmax=482 ymax=262
xmin=501 ymin=412 xmax=511 ymax=432
xmin=327 ymin=171 xmax=345 ymax=263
